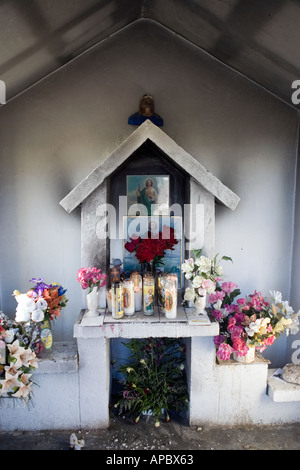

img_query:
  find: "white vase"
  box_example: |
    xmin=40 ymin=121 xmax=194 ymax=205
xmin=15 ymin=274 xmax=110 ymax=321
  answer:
xmin=233 ymin=345 xmax=255 ymax=363
xmin=86 ymin=286 xmax=99 ymax=317
xmin=193 ymin=294 xmax=206 ymax=315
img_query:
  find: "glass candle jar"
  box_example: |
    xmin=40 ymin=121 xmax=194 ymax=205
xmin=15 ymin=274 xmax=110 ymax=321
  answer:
xmin=157 ymin=272 xmax=166 ymax=314
xmin=143 ymin=273 xmax=155 ymax=315
xmin=130 ymin=271 xmax=142 ymax=312
xmin=164 ymin=273 xmax=178 ymax=319
xmin=123 ymin=279 xmax=135 ymax=316
xmin=111 ymin=281 xmax=124 ymax=319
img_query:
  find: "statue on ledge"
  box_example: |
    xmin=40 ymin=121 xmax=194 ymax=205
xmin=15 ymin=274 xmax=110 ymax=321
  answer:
xmin=128 ymin=94 xmax=163 ymax=126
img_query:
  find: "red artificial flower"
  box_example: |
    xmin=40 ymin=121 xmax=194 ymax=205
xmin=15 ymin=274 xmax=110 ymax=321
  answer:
xmin=125 ymin=228 xmax=178 ymax=264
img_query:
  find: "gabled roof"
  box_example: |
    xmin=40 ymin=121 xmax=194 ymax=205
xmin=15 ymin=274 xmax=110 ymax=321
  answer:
xmin=59 ymin=119 xmax=240 ymax=213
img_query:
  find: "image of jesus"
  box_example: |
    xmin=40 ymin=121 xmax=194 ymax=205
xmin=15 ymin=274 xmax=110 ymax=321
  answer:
xmin=136 ymin=179 xmax=158 ymax=216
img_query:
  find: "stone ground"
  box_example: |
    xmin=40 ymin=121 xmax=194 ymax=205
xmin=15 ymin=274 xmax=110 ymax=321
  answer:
xmin=1 ymin=414 xmax=300 ymax=451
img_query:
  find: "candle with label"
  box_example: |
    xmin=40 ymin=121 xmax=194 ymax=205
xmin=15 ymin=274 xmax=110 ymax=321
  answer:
xmin=130 ymin=271 xmax=142 ymax=311
xmin=143 ymin=273 xmax=155 ymax=315
xmin=157 ymin=272 xmax=166 ymax=314
xmin=106 ymin=289 xmax=112 ymax=312
xmin=0 ymin=339 xmax=6 ymax=365
xmin=164 ymin=273 xmax=178 ymax=319
xmin=123 ymin=279 xmax=135 ymax=315
xmin=111 ymin=281 xmax=124 ymax=319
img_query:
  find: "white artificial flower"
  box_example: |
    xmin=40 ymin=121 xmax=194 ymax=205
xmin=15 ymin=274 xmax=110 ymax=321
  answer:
xmin=213 ymin=299 xmax=223 ymax=311
xmin=15 ymin=307 xmax=31 ymax=323
xmin=269 ymin=291 xmax=282 ymax=304
xmin=192 ymin=275 xmax=204 ymax=288
xmin=281 ymin=300 xmax=294 ymax=316
xmin=195 ymin=256 xmax=211 ymax=273
xmin=184 ymin=287 xmax=195 ymax=301
xmin=31 ymin=308 xmax=45 ymax=322
xmin=214 ymin=265 xmax=223 ymax=276
xmin=35 ymin=298 xmax=48 ymax=310
xmin=15 ymin=294 xmax=35 ymax=312
xmin=181 ymin=259 xmax=194 ymax=273
xmin=185 ymin=272 xmax=193 ymax=280
xmin=4 ymin=329 xmax=15 ymax=344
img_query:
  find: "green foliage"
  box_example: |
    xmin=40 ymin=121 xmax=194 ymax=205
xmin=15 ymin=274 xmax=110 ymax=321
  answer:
xmin=113 ymin=338 xmax=189 ymax=426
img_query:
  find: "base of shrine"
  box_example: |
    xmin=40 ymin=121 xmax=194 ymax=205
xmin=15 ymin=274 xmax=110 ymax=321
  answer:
xmin=1 ymin=311 xmax=300 ymax=431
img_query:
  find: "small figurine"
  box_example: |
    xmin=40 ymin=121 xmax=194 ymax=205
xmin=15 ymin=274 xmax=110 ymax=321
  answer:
xmin=128 ymin=94 xmax=163 ymax=126
xmin=110 ymin=258 xmax=125 ymax=285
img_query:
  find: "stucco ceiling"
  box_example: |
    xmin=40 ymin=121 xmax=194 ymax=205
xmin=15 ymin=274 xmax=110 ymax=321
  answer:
xmin=1 ymin=0 xmax=300 ymax=107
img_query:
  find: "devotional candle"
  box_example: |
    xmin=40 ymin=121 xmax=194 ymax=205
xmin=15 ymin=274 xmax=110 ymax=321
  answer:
xmin=143 ymin=273 xmax=155 ymax=315
xmin=123 ymin=279 xmax=135 ymax=315
xmin=111 ymin=281 xmax=124 ymax=319
xmin=106 ymin=289 xmax=112 ymax=312
xmin=157 ymin=272 xmax=166 ymax=314
xmin=164 ymin=273 xmax=178 ymax=319
xmin=0 ymin=340 xmax=6 ymax=365
xmin=130 ymin=271 xmax=142 ymax=311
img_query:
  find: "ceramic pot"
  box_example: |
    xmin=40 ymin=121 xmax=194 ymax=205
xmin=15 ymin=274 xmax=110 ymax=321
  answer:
xmin=193 ymin=294 xmax=206 ymax=315
xmin=233 ymin=345 xmax=256 ymax=363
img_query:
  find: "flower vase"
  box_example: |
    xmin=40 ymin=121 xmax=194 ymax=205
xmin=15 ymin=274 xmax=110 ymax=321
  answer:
xmin=141 ymin=261 xmax=156 ymax=277
xmin=86 ymin=286 xmax=99 ymax=317
xmin=233 ymin=345 xmax=256 ymax=364
xmin=193 ymin=294 xmax=206 ymax=315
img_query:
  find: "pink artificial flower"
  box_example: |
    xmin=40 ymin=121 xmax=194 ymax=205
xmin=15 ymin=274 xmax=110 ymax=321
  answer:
xmin=217 ymin=343 xmax=232 ymax=361
xmin=202 ymin=279 xmax=216 ymax=291
xmin=214 ymin=335 xmax=226 ymax=347
xmin=232 ymin=338 xmax=248 ymax=356
xmin=212 ymin=309 xmax=223 ymax=321
xmin=230 ymin=325 xmax=244 ymax=341
xmin=209 ymin=290 xmax=225 ymax=304
xmin=237 ymin=298 xmax=246 ymax=306
xmin=263 ymin=335 xmax=275 ymax=347
xmin=233 ymin=312 xmax=246 ymax=325
xmin=221 ymin=281 xmax=238 ymax=294
xmin=226 ymin=304 xmax=238 ymax=314
xmin=227 ymin=316 xmax=236 ymax=329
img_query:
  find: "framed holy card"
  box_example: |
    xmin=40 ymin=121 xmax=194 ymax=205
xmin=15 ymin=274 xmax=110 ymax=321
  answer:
xmin=126 ymin=175 xmax=170 ymax=216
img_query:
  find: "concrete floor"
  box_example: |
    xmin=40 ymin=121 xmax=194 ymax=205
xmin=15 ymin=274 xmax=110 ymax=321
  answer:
xmin=0 ymin=415 xmax=299 ymax=451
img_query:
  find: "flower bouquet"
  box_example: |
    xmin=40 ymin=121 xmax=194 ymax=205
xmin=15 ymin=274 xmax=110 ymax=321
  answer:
xmin=77 ymin=267 xmax=107 ymax=316
xmin=210 ymin=286 xmax=300 ymax=362
xmin=181 ymin=249 xmax=233 ymax=313
xmin=125 ymin=225 xmax=178 ymax=269
xmin=113 ymin=338 xmax=189 ymax=426
xmin=0 ymin=312 xmax=38 ymax=402
xmin=13 ymin=278 xmax=68 ymax=354
xmin=76 ymin=267 xmax=107 ymax=292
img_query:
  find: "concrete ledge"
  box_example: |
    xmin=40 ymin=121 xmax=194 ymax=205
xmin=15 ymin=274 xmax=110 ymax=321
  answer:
xmin=74 ymin=310 xmax=219 ymax=339
xmin=36 ymin=341 xmax=78 ymax=374
xmin=216 ymin=353 xmax=270 ymax=367
xmin=267 ymin=368 xmax=300 ymax=402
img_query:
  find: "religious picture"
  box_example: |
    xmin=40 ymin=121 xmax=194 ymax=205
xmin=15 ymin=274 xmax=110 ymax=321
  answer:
xmin=127 ymin=175 xmax=169 ymax=216
xmin=123 ymin=215 xmax=183 ymax=286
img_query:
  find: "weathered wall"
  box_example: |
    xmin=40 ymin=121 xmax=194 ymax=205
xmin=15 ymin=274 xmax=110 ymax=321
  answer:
xmin=0 ymin=20 xmax=298 ymax=365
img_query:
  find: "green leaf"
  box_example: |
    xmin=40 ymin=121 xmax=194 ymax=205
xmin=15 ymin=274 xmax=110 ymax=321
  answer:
xmin=221 ymin=256 xmax=233 ymax=263
xmin=192 ymin=249 xmax=202 ymax=258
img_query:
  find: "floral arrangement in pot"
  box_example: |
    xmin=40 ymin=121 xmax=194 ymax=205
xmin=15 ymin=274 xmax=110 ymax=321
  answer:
xmin=0 ymin=312 xmax=38 ymax=402
xmin=113 ymin=337 xmax=189 ymax=426
xmin=12 ymin=278 xmax=68 ymax=354
xmin=209 ymin=285 xmax=300 ymax=363
xmin=77 ymin=267 xmax=107 ymax=317
xmin=181 ymin=249 xmax=233 ymax=314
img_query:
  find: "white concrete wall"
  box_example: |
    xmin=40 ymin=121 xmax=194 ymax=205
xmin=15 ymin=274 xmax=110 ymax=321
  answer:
xmin=0 ymin=20 xmax=298 ymax=366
